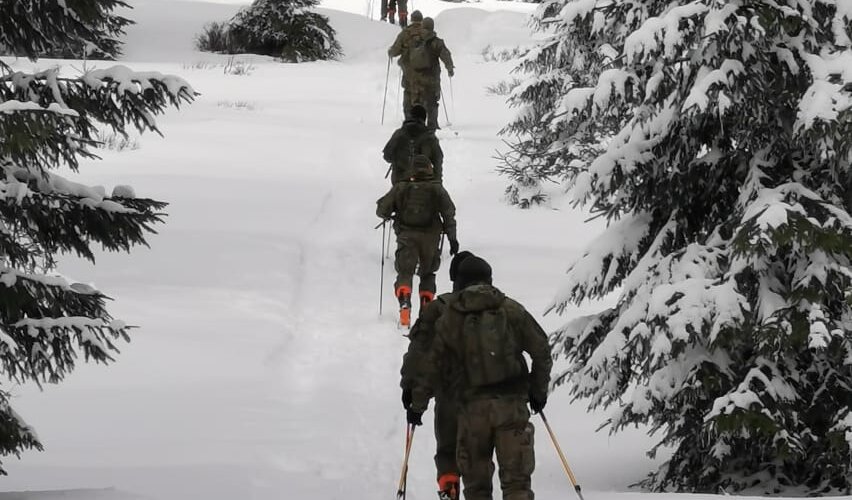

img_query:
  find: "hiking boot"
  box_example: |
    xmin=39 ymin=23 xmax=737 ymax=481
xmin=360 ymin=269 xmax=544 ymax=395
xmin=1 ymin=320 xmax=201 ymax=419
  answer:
xmin=437 ymin=473 xmax=459 ymax=500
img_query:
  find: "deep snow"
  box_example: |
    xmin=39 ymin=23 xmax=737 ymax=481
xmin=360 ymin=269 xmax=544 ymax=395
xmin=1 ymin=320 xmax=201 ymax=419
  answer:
xmin=0 ymin=1 xmax=834 ymax=499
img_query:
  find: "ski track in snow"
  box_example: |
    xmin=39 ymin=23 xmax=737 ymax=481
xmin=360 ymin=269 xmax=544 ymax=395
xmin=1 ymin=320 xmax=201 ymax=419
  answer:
xmin=0 ymin=1 xmax=825 ymax=499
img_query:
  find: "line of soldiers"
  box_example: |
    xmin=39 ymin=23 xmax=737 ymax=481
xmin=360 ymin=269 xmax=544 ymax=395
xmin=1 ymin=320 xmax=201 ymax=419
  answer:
xmin=375 ymin=13 xmax=554 ymax=500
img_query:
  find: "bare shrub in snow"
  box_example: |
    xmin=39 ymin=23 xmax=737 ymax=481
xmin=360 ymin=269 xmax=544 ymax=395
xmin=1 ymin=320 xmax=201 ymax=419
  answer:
xmin=217 ymin=100 xmax=257 ymax=110
xmin=485 ymin=78 xmax=521 ymax=97
xmin=223 ymin=57 xmax=255 ymax=76
xmin=94 ymin=129 xmax=141 ymax=151
xmin=194 ymin=22 xmax=238 ymax=54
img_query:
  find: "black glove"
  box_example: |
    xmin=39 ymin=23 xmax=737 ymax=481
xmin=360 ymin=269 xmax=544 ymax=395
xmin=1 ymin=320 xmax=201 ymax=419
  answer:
xmin=402 ymin=389 xmax=412 ymax=410
xmin=448 ymin=67 xmax=455 ymax=77
xmin=449 ymin=239 xmax=459 ymax=256
xmin=407 ymin=409 xmax=423 ymax=426
xmin=529 ymin=393 xmax=547 ymax=414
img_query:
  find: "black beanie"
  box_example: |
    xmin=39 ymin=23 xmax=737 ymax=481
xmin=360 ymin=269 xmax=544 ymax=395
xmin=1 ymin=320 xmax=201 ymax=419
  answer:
xmin=410 ymin=105 xmax=427 ymax=123
xmin=449 ymin=251 xmax=475 ymax=282
xmin=456 ymin=256 xmax=492 ymax=289
xmin=411 ymin=10 xmax=423 ymax=22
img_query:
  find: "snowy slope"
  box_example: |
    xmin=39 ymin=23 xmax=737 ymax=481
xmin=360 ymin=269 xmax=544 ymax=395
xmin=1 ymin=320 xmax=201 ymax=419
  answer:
xmin=0 ymin=2 xmax=833 ymax=500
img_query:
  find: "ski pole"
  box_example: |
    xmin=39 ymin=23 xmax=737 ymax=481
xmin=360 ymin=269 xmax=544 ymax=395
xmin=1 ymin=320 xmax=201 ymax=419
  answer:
xmin=440 ymin=88 xmax=451 ymax=127
xmin=396 ymin=424 xmax=416 ymax=500
xmin=380 ymin=220 xmax=387 ymax=315
xmin=381 ymin=57 xmax=391 ymax=124
xmin=386 ymin=219 xmax=394 ymax=260
xmin=449 ymin=75 xmax=456 ymax=125
xmin=540 ymin=412 xmax=585 ymax=500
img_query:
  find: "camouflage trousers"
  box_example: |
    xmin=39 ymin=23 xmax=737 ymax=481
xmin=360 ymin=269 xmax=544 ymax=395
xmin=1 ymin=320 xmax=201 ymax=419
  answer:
xmin=457 ymin=397 xmax=535 ymax=500
xmin=394 ymin=228 xmax=441 ymax=295
xmin=435 ymin=394 xmax=460 ymax=479
xmin=403 ymin=84 xmax=441 ymax=131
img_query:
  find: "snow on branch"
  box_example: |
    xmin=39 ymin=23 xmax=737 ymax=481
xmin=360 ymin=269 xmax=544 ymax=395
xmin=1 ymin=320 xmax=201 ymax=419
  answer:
xmin=623 ymin=2 xmax=709 ymax=64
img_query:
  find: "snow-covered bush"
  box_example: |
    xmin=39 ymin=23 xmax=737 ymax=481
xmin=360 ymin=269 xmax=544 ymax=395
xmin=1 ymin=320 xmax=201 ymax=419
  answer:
xmin=504 ymin=0 xmax=852 ymax=494
xmin=0 ymin=0 xmax=194 ymax=473
xmin=196 ymin=0 xmax=341 ymax=63
xmin=0 ymin=0 xmax=131 ymax=59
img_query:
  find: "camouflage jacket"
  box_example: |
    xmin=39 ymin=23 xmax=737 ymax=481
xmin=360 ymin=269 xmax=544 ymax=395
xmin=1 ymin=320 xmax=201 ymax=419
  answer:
xmin=375 ymin=177 xmax=457 ymax=239
xmin=411 ymin=285 xmax=552 ymax=412
xmin=400 ymin=292 xmax=460 ymax=396
xmin=382 ymin=120 xmax=444 ymax=181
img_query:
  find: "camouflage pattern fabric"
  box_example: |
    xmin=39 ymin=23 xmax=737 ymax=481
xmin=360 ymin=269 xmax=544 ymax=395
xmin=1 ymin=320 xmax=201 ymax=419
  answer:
xmin=393 ymin=229 xmax=441 ymax=294
xmin=401 ymin=294 xmax=462 ymax=479
xmin=382 ymin=120 xmax=444 ymax=183
xmin=457 ymin=397 xmax=535 ymax=500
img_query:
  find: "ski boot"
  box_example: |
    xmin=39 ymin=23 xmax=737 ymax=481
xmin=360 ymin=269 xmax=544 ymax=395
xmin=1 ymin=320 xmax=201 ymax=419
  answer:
xmin=437 ymin=473 xmax=459 ymax=500
xmin=420 ymin=290 xmax=435 ymax=310
xmin=396 ymin=285 xmax=412 ymax=328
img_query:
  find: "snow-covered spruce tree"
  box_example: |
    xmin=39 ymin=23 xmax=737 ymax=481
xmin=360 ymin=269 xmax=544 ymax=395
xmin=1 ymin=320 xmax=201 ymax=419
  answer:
xmin=227 ymin=0 xmax=341 ymax=62
xmin=0 ymin=1 xmax=193 ymax=473
xmin=503 ymin=0 xmax=852 ymax=494
xmin=0 ymin=0 xmax=132 ymax=59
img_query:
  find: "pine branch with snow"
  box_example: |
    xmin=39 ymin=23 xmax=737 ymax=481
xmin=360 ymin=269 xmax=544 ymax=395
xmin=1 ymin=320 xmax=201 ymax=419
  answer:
xmin=516 ymin=0 xmax=852 ymax=493
xmin=0 ymin=0 xmax=132 ymax=60
xmin=0 ymin=0 xmax=194 ymax=474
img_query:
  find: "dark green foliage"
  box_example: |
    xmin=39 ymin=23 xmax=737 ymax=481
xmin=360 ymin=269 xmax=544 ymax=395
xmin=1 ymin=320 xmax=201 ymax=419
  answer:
xmin=0 ymin=0 xmax=194 ymax=473
xmin=507 ymin=0 xmax=852 ymax=493
xmin=196 ymin=0 xmax=341 ymax=62
xmin=0 ymin=0 xmax=132 ymax=59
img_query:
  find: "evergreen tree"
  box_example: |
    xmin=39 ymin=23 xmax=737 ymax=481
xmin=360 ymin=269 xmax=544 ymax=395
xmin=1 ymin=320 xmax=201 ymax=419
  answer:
xmin=503 ymin=0 xmax=852 ymax=493
xmin=0 ymin=0 xmax=193 ymax=472
xmin=227 ymin=0 xmax=341 ymax=62
xmin=0 ymin=0 xmax=132 ymax=59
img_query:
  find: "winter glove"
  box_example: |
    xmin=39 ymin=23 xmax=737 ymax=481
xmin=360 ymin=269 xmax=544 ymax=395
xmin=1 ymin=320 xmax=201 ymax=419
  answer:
xmin=529 ymin=393 xmax=547 ymax=414
xmin=407 ymin=409 xmax=423 ymax=426
xmin=449 ymin=238 xmax=460 ymax=256
xmin=402 ymin=389 xmax=413 ymax=410
xmin=448 ymin=67 xmax=455 ymax=77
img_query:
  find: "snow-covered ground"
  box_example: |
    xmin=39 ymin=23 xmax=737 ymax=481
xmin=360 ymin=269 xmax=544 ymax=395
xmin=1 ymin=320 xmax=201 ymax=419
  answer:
xmin=0 ymin=1 xmax=834 ymax=499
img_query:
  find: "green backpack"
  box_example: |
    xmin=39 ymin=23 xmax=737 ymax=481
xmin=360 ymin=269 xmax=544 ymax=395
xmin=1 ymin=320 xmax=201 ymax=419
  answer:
xmin=455 ymin=305 xmax=526 ymax=388
xmin=400 ymin=182 xmax=437 ymax=227
xmin=408 ymin=37 xmax=433 ymax=71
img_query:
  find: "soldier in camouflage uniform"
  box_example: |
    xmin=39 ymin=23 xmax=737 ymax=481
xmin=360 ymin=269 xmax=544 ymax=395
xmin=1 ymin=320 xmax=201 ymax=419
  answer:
xmin=383 ymin=104 xmax=444 ymax=184
xmin=408 ymin=256 xmax=552 ymax=500
xmin=401 ymin=251 xmax=475 ymax=500
xmin=376 ymin=155 xmax=459 ymax=327
xmin=388 ymin=14 xmax=455 ymax=130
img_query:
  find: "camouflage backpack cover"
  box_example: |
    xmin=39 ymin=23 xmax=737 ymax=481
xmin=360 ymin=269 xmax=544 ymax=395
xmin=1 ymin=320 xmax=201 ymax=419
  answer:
xmin=400 ymin=181 xmax=437 ymax=227
xmin=408 ymin=36 xmax=433 ymax=71
xmin=444 ymin=295 xmax=527 ymax=387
